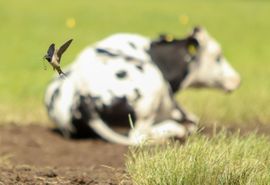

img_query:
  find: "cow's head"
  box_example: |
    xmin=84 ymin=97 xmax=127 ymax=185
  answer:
xmin=149 ymin=26 xmax=241 ymax=93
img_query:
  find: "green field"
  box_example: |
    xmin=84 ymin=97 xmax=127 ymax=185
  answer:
xmin=1 ymin=0 xmax=270 ymax=184
xmin=0 ymin=0 xmax=269 ymax=126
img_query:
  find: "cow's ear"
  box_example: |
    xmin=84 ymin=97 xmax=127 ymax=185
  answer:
xmin=191 ymin=26 xmax=203 ymax=36
xmin=186 ymin=37 xmax=199 ymax=56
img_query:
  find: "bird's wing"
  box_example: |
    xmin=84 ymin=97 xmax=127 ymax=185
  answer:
xmin=47 ymin=43 xmax=55 ymax=57
xmin=57 ymin=39 xmax=73 ymax=62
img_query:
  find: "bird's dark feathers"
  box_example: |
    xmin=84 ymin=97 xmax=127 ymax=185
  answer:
xmin=57 ymin=39 xmax=73 ymax=61
xmin=47 ymin=43 xmax=55 ymax=58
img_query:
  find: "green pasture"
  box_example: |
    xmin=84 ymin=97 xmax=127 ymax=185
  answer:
xmin=1 ymin=1 xmax=270 ymax=184
xmin=0 ymin=0 xmax=269 ymax=126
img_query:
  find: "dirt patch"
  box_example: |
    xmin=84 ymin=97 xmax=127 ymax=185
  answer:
xmin=0 ymin=165 xmax=130 ymax=185
xmin=0 ymin=125 xmax=130 ymax=185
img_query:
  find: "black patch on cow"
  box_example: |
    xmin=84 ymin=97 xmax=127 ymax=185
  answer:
xmin=134 ymin=88 xmax=142 ymax=101
xmin=149 ymin=36 xmax=199 ymax=93
xmin=144 ymin=48 xmax=149 ymax=54
xmin=47 ymin=86 xmax=60 ymax=112
xmin=96 ymin=96 xmax=137 ymax=126
xmin=128 ymin=42 xmax=137 ymax=49
xmin=182 ymin=67 xmax=189 ymax=80
xmin=116 ymin=70 xmax=128 ymax=79
xmin=125 ymin=56 xmax=135 ymax=61
xmin=70 ymin=94 xmax=99 ymax=138
xmin=135 ymin=64 xmax=144 ymax=72
xmin=95 ymin=48 xmax=119 ymax=57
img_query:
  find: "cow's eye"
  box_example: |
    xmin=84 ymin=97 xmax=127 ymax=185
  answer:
xmin=216 ymin=55 xmax=222 ymax=63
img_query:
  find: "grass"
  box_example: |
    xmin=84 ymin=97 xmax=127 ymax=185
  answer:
xmin=1 ymin=1 xmax=270 ymax=184
xmin=0 ymin=0 xmax=269 ymax=126
xmin=126 ymin=131 xmax=270 ymax=185
xmin=0 ymin=154 xmax=12 ymax=167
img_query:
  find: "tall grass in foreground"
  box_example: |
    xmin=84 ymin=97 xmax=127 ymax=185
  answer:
xmin=126 ymin=132 xmax=270 ymax=185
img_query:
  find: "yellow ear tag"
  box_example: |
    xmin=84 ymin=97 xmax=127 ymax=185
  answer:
xmin=165 ymin=35 xmax=174 ymax=42
xmin=188 ymin=44 xmax=197 ymax=55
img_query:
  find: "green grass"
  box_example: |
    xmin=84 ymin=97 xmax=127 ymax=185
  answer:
xmin=1 ymin=1 xmax=269 ymax=184
xmin=0 ymin=0 xmax=269 ymax=126
xmin=0 ymin=154 xmax=12 ymax=167
xmin=126 ymin=132 xmax=270 ymax=185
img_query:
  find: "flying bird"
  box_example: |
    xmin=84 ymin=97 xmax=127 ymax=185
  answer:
xmin=43 ymin=39 xmax=73 ymax=76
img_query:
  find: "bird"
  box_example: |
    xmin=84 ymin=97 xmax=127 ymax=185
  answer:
xmin=43 ymin=39 xmax=73 ymax=76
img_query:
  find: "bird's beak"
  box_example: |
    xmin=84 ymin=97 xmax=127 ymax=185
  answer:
xmin=43 ymin=54 xmax=50 ymax=62
xmin=42 ymin=54 xmax=47 ymax=60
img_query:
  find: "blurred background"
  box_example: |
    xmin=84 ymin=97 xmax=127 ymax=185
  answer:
xmin=0 ymin=0 xmax=269 ymax=129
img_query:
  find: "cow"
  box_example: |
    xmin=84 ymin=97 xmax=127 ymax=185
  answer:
xmin=44 ymin=27 xmax=240 ymax=145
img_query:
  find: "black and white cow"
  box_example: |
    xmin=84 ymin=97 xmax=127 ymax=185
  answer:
xmin=44 ymin=27 xmax=240 ymax=145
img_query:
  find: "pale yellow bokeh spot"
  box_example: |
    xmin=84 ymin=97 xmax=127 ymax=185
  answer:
xmin=188 ymin=44 xmax=197 ymax=55
xmin=66 ymin=18 xmax=76 ymax=28
xmin=179 ymin=15 xmax=189 ymax=25
xmin=165 ymin=34 xmax=174 ymax=42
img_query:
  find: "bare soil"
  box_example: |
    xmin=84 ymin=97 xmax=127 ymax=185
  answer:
xmin=0 ymin=125 xmax=130 ymax=185
xmin=0 ymin=123 xmax=269 ymax=185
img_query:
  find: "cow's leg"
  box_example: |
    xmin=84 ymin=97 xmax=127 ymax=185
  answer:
xmin=128 ymin=118 xmax=187 ymax=144
xmin=127 ymin=111 xmax=187 ymax=144
xmin=156 ymin=84 xmax=198 ymax=136
xmin=128 ymin=109 xmax=196 ymax=144
xmin=170 ymin=100 xmax=198 ymax=135
xmin=128 ymin=118 xmax=154 ymax=144
xmin=149 ymin=120 xmax=187 ymax=140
